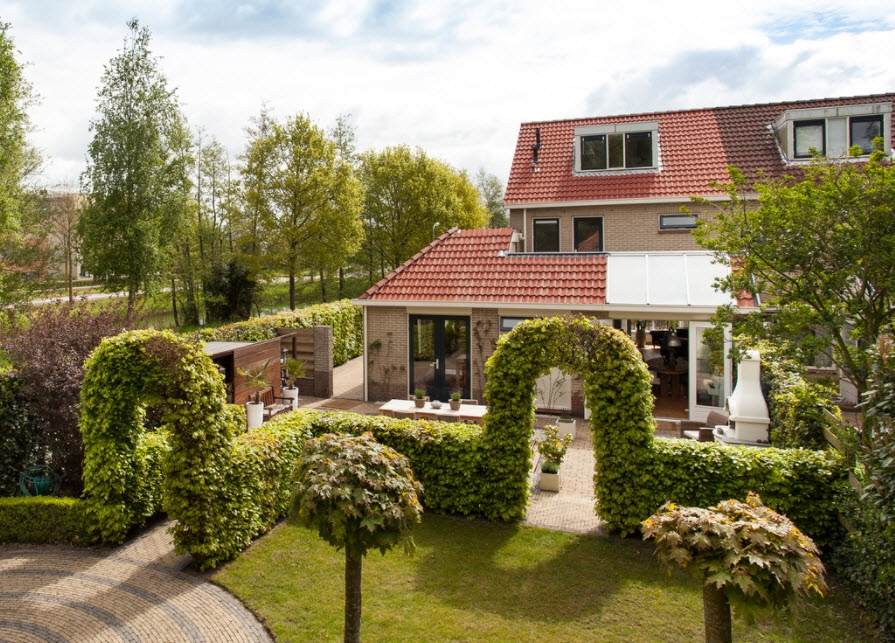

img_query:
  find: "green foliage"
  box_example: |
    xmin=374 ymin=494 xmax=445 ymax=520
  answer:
xmin=293 ymin=431 xmax=423 ymax=558
xmin=359 ymin=145 xmax=489 ymax=277
xmin=0 ymin=496 xmax=91 ymax=545
xmin=237 ymin=357 xmax=271 ymax=404
xmin=536 ymin=425 xmax=572 ymax=472
xmin=189 ymin=299 xmax=362 ymax=365
xmin=643 ymin=493 xmax=827 ymax=622
xmin=649 ymin=439 xmax=844 ymax=547
xmin=78 ymin=19 xmax=191 ymax=317
xmin=692 ymin=158 xmax=895 ymax=404
xmin=0 ymin=20 xmax=44 ymax=307
xmin=283 ymin=357 xmax=306 ymax=387
xmin=473 ymin=167 xmax=509 ymax=228
xmin=80 ymin=329 xmax=228 ymax=547
xmin=764 ymin=359 xmax=840 ymax=450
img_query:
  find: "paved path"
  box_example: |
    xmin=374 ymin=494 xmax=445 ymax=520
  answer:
xmin=0 ymin=521 xmax=273 ymax=643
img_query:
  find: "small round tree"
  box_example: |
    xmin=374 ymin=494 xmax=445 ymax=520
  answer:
xmin=292 ymin=432 xmax=423 ymax=643
xmin=642 ymin=492 xmax=827 ymax=643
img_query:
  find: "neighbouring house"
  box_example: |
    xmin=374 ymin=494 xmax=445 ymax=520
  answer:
xmin=355 ymin=93 xmax=894 ymax=423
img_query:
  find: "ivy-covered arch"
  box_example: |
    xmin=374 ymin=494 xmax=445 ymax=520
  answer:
xmin=81 ymin=330 xmax=235 ymax=544
xmin=483 ymin=316 xmax=656 ymax=532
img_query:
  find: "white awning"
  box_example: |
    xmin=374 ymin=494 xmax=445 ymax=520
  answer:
xmin=607 ymin=253 xmax=733 ymax=308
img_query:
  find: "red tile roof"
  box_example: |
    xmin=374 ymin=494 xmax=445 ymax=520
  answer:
xmin=505 ymin=93 xmax=895 ymax=205
xmin=358 ymin=228 xmax=607 ymax=305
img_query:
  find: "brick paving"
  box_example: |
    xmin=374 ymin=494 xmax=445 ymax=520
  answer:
xmin=0 ymin=521 xmax=273 ymax=643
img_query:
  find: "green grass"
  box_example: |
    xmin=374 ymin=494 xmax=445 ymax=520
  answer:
xmin=213 ymin=514 xmax=871 ymax=643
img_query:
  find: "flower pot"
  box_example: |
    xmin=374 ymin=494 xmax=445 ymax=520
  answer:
xmin=449 ymin=400 xmax=461 ymax=411
xmin=540 ymin=469 xmax=561 ymax=492
xmin=246 ymin=401 xmax=264 ymax=429
xmin=414 ymin=397 xmax=428 ymax=408
xmin=557 ymin=418 xmax=576 ymax=440
xmin=282 ymin=387 xmax=299 ymax=411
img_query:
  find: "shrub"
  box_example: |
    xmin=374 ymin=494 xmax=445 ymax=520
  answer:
xmin=0 ymin=496 xmax=91 ymax=545
xmin=764 ymin=359 xmax=840 ymax=450
xmin=0 ymin=374 xmax=39 ymax=496
xmin=0 ymin=300 xmax=132 ymax=494
xmin=189 ymin=299 xmax=362 ymax=365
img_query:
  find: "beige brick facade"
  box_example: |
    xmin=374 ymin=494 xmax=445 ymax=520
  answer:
xmin=365 ymin=306 xmax=409 ymax=401
xmin=509 ymin=201 xmax=717 ymax=252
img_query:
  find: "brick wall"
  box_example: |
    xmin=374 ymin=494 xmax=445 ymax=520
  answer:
xmin=508 ymin=201 xmax=718 ymax=252
xmin=470 ymin=308 xmax=500 ymax=402
xmin=365 ymin=307 xmax=408 ymax=402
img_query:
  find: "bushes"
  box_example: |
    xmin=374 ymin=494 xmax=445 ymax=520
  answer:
xmin=0 ymin=496 xmax=91 ymax=545
xmin=649 ymin=438 xmax=844 ymax=547
xmin=763 ymin=360 xmax=841 ymax=450
xmin=0 ymin=374 xmax=39 ymax=496
xmin=189 ymin=299 xmax=363 ymax=365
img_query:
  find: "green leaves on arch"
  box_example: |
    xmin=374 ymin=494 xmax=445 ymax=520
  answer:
xmin=80 ymin=329 xmax=233 ymax=544
xmin=482 ymin=316 xmax=656 ymax=531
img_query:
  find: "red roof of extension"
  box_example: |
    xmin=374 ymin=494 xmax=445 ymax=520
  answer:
xmin=505 ymin=93 xmax=895 ymax=205
xmin=358 ymin=228 xmax=606 ymax=305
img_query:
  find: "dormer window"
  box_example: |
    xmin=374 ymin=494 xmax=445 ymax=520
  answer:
xmin=774 ymin=103 xmax=890 ymax=161
xmin=575 ymin=121 xmax=659 ymax=172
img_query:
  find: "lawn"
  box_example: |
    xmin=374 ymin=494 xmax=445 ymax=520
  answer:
xmin=213 ymin=514 xmax=871 ymax=643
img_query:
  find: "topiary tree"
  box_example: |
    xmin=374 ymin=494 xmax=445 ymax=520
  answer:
xmin=642 ymin=492 xmax=827 ymax=643
xmin=292 ymin=431 xmax=423 ymax=643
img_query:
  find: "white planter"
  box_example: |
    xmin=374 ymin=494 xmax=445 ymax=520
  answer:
xmin=557 ymin=418 xmax=576 ymax=440
xmin=540 ymin=470 xmax=561 ymax=492
xmin=246 ymin=402 xmax=264 ymax=429
xmin=282 ymin=387 xmax=299 ymax=411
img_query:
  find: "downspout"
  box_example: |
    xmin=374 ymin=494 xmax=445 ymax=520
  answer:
xmin=362 ymin=306 xmax=368 ymax=402
xmin=523 ymin=209 xmax=528 ymax=252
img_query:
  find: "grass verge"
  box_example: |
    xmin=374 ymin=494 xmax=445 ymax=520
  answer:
xmin=213 ymin=514 xmax=870 ymax=643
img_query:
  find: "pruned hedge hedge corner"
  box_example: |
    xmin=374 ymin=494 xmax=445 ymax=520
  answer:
xmin=0 ymin=497 xmax=91 ymax=545
xmin=69 ymin=319 xmax=845 ymax=570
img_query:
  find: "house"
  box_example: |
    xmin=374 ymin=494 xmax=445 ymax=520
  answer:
xmin=355 ymin=93 xmax=894 ymax=423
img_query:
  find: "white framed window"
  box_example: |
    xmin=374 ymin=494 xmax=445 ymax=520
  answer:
xmin=774 ymin=103 xmax=891 ymax=161
xmin=575 ymin=121 xmax=659 ymax=172
xmin=533 ymin=218 xmax=559 ymax=252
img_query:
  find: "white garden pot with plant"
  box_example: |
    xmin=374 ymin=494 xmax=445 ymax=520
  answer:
xmin=282 ymin=357 xmax=306 ymax=411
xmin=246 ymin=401 xmax=264 ymax=428
xmin=239 ymin=358 xmax=271 ymax=429
xmin=537 ymin=424 xmax=573 ymax=493
xmin=557 ymin=414 xmax=576 ymax=440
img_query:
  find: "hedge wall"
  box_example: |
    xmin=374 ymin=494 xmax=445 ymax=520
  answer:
xmin=0 ymin=497 xmax=91 ymax=545
xmin=188 ymin=299 xmax=363 ymax=365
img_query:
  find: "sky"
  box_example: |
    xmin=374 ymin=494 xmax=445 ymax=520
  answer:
xmin=5 ymin=0 xmax=895 ymax=190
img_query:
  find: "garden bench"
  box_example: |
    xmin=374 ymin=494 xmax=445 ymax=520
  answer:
xmin=259 ymin=388 xmax=292 ymax=421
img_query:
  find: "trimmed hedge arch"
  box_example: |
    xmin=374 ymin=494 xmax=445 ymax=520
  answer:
xmin=81 ymin=330 xmax=235 ymax=547
xmin=483 ymin=316 xmax=655 ymax=530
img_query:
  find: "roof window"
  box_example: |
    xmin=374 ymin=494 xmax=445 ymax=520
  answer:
xmin=773 ymin=103 xmax=890 ymax=161
xmin=575 ymin=121 xmax=658 ymax=172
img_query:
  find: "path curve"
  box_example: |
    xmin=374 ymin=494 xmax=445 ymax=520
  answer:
xmin=0 ymin=521 xmax=272 ymax=643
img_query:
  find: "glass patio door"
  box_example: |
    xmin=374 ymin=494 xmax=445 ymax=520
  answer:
xmin=410 ymin=315 xmax=469 ymax=401
xmin=688 ymin=322 xmax=732 ymax=422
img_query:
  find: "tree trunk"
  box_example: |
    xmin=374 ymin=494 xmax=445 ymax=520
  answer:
xmin=339 ymin=266 xmax=344 ymax=299
xmin=702 ymin=582 xmax=732 ymax=643
xmin=289 ymin=272 xmax=296 ymax=311
xmin=171 ymin=277 xmax=179 ymax=327
xmin=344 ymin=549 xmax=362 ymax=643
xmin=319 ymin=267 xmax=327 ymax=302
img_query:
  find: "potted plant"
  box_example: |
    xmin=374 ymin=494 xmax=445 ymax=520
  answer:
xmin=537 ymin=424 xmax=573 ymax=492
xmin=557 ymin=412 xmax=576 ymax=440
xmin=449 ymin=389 xmax=462 ymax=411
xmin=282 ymin=357 xmax=306 ymax=410
xmin=413 ymin=387 xmax=428 ymax=408
xmin=238 ymin=359 xmax=270 ymax=429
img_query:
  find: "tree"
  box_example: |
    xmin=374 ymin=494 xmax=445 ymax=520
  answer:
xmin=473 ymin=167 xmax=509 ymax=228
xmin=78 ymin=19 xmax=191 ymax=322
xmin=643 ymin=493 xmax=827 ymax=643
xmin=692 ymin=153 xmax=895 ymax=428
xmin=292 ymin=432 xmax=423 ymax=643
xmin=360 ymin=146 xmax=489 ymax=280
xmin=254 ymin=112 xmax=363 ymax=310
xmin=0 ymin=20 xmax=45 ymax=306
xmin=47 ymin=188 xmax=82 ymax=303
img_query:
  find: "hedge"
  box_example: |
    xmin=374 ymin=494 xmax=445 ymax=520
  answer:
xmin=0 ymin=496 xmax=91 ymax=545
xmin=188 ymin=299 xmax=363 ymax=365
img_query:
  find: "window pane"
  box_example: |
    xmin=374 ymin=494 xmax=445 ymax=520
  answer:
xmin=574 ymin=217 xmax=603 ymax=251
xmin=533 ymin=219 xmax=559 ymax=252
xmin=581 ymin=135 xmax=606 ymax=170
xmin=850 ymin=116 xmax=883 ymax=154
xmin=626 ymin=132 xmax=652 ymax=167
xmin=794 ymin=121 xmax=824 ymax=157
xmin=660 ymin=214 xmax=698 ymax=229
xmin=608 ymin=134 xmax=624 ymax=168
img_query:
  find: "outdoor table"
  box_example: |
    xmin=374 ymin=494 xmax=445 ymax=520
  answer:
xmin=647 ymin=358 xmax=689 ymax=398
xmin=378 ymin=399 xmax=487 ymax=425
